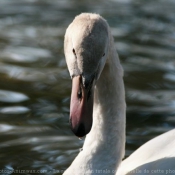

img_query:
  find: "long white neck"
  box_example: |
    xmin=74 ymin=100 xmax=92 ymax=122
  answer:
xmin=64 ymin=31 xmax=126 ymax=175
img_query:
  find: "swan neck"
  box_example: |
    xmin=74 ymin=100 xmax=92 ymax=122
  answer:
xmin=83 ymin=31 xmax=126 ymax=172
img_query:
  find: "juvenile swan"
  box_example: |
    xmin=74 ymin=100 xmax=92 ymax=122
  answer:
xmin=63 ymin=13 xmax=175 ymax=175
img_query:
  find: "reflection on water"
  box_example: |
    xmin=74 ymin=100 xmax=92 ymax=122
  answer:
xmin=0 ymin=0 xmax=175 ymax=174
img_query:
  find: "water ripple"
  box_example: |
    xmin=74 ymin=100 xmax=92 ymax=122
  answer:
xmin=0 ymin=90 xmax=29 ymax=103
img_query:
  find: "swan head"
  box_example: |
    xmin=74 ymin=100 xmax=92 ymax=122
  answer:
xmin=64 ymin=13 xmax=109 ymax=137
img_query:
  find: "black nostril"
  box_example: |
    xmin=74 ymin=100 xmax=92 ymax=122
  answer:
xmin=77 ymin=86 xmax=82 ymax=99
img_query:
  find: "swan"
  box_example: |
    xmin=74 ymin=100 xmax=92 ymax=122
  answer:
xmin=63 ymin=13 xmax=175 ymax=175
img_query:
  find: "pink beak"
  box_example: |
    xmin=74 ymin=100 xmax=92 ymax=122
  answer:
xmin=70 ymin=76 xmax=94 ymax=137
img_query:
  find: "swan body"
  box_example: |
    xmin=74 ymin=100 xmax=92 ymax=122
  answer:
xmin=117 ymin=128 xmax=175 ymax=175
xmin=63 ymin=13 xmax=175 ymax=175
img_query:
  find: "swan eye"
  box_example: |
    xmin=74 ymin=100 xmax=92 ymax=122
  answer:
xmin=103 ymin=53 xmax=105 ymax=57
xmin=73 ymin=48 xmax=76 ymax=56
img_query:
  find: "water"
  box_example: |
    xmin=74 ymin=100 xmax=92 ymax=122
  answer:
xmin=0 ymin=0 xmax=175 ymax=174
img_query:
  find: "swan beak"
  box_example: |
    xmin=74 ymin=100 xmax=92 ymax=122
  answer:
xmin=70 ymin=75 xmax=94 ymax=137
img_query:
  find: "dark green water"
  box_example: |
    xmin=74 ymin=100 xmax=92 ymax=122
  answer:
xmin=0 ymin=0 xmax=175 ymax=174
